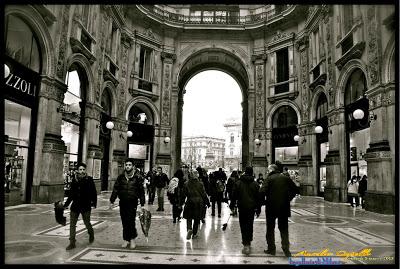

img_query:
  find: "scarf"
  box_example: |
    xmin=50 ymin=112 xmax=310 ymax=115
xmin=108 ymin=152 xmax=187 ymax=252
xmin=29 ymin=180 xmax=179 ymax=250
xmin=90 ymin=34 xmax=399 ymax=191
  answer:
xmin=168 ymin=177 xmax=179 ymax=194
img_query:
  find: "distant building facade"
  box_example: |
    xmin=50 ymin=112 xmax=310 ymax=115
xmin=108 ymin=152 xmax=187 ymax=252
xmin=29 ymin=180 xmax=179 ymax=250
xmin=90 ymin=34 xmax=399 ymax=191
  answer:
xmin=181 ymin=136 xmax=225 ymax=171
xmin=223 ymin=118 xmax=242 ymax=172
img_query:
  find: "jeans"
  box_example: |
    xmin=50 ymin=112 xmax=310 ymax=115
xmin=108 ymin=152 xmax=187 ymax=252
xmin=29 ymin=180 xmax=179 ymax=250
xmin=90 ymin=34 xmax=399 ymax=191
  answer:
xmin=119 ymin=202 xmax=138 ymax=241
xmin=156 ymin=187 xmax=165 ymax=210
xmin=69 ymin=210 xmax=93 ymax=242
xmin=187 ymin=219 xmax=200 ymax=235
xmin=266 ymin=215 xmax=289 ymax=251
xmin=238 ymin=209 xmax=255 ymax=246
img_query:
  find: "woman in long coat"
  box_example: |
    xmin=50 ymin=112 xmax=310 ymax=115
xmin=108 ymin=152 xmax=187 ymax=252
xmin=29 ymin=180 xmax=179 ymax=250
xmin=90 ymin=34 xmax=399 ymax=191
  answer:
xmin=182 ymin=170 xmax=210 ymax=240
xmin=167 ymin=169 xmax=185 ymax=223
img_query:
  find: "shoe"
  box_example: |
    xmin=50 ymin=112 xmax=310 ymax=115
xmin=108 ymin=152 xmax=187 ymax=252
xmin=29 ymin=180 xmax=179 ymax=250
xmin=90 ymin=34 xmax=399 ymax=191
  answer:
xmin=161 ymin=209 xmax=164 ymax=211
xmin=211 ymin=213 xmax=215 ymax=217
xmin=218 ymin=215 xmax=221 ymax=218
xmin=66 ymin=242 xmax=76 ymax=250
xmin=156 ymin=208 xmax=161 ymax=211
xmin=264 ymin=249 xmax=276 ymax=255
xmin=242 ymin=245 xmax=251 ymax=255
xmin=201 ymin=219 xmax=205 ymax=224
xmin=121 ymin=241 xmax=129 ymax=248
xmin=89 ymin=233 xmax=94 ymax=244
xmin=192 ymin=234 xmax=199 ymax=239
xmin=283 ymin=249 xmax=292 ymax=257
xmin=130 ymin=239 xmax=136 ymax=249
xmin=186 ymin=230 xmax=193 ymax=240
xmin=173 ymin=218 xmax=176 ymax=223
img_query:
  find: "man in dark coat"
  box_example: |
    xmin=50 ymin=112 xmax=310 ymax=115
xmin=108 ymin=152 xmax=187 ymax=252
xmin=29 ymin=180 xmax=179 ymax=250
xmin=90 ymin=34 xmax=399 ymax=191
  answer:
xmin=64 ymin=163 xmax=97 ymax=250
xmin=110 ymin=159 xmax=145 ymax=249
xmin=146 ymin=167 xmax=157 ymax=205
xmin=259 ymin=164 xmax=297 ymax=257
xmin=182 ymin=170 xmax=210 ymax=240
xmin=229 ymin=167 xmax=261 ymax=255
xmin=154 ymin=166 xmax=169 ymax=211
xmin=358 ymin=175 xmax=368 ymax=208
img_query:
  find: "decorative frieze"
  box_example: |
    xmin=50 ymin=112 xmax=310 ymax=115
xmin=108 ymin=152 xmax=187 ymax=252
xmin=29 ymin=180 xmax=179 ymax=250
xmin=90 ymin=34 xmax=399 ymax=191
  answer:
xmin=56 ymin=5 xmax=71 ymax=79
xmin=366 ymin=6 xmax=380 ymax=86
xmin=39 ymin=77 xmax=67 ymax=103
xmin=85 ymin=103 xmax=102 ymax=120
xmin=111 ymin=118 xmax=128 ymax=132
xmin=87 ymin=144 xmax=103 ymax=159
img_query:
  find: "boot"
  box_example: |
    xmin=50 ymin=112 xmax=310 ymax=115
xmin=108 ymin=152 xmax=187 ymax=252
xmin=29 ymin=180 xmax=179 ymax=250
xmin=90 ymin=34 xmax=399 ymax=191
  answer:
xmin=66 ymin=240 xmax=76 ymax=250
xmin=89 ymin=232 xmax=94 ymax=243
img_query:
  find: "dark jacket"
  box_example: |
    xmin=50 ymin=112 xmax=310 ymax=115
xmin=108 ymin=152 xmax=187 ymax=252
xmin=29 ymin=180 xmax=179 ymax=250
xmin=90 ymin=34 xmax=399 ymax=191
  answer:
xmin=182 ymin=179 xmax=210 ymax=220
xmin=64 ymin=175 xmax=97 ymax=213
xmin=358 ymin=178 xmax=367 ymax=195
xmin=226 ymin=176 xmax=238 ymax=200
xmin=230 ymin=174 xmax=260 ymax=211
xmin=154 ymin=172 xmax=169 ymax=188
xmin=260 ymin=171 xmax=297 ymax=218
xmin=110 ymin=171 xmax=145 ymax=207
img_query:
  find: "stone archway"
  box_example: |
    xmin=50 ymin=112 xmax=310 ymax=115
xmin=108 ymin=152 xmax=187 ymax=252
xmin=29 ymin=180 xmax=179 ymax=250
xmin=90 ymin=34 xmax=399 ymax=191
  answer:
xmin=174 ymin=48 xmax=250 ymax=173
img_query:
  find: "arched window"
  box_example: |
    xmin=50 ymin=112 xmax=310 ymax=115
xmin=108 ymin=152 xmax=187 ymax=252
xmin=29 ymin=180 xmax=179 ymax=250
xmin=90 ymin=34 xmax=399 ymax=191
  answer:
xmin=345 ymin=69 xmax=366 ymax=106
xmin=316 ymin=94 xmax=328 ymax=120
xmin=272 ymin=106 xmax=297 ymax=128
xmin=5 ymin=14 xmax=41 ymax=73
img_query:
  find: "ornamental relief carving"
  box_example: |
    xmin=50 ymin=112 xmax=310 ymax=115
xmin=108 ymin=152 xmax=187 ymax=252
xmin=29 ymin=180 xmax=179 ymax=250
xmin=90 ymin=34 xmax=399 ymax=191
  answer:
xmin=56 ymin=6 xmax=71 ymax=79
xmin=255 ymin=65 xmax=264 ymax=128
xmin=366 ymin=6 xmax=380 ymax=85
xmin=161 ymin=63 xmax=171 ymax=125
xmin=300 ymin=50 xmax=309 ymax=120
xmin=369 ymin=93 xmax=382 ymax=110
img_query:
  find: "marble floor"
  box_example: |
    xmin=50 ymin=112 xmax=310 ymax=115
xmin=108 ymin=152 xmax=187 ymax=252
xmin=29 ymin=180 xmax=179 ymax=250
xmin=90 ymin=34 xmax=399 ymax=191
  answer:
xmin=4 ymin=193 xmax=396 ymax=265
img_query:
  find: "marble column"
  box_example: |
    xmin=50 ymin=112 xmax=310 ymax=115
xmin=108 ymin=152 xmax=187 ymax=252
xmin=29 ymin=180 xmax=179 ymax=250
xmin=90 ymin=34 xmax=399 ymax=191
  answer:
xmin=364 ymin=88 xmax=395 ymax=214
xmin=297 ymin=123 xmax=315 ymax=196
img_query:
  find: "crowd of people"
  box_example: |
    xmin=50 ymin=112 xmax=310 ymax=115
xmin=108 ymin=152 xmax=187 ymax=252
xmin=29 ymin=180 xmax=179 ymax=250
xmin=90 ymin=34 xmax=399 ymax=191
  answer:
xmin=62 ymin=158 xmax=367 ymax=257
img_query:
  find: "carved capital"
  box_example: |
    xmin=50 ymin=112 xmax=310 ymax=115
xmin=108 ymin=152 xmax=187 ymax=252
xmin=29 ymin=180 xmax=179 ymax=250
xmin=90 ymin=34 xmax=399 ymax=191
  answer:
xmin=161 ymin=52 xmax=177 ymax=61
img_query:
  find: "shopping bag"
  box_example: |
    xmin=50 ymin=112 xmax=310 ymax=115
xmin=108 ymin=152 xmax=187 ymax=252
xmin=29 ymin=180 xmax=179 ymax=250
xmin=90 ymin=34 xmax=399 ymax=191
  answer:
xmin=54 ymin=201 xmax=66 ymax=226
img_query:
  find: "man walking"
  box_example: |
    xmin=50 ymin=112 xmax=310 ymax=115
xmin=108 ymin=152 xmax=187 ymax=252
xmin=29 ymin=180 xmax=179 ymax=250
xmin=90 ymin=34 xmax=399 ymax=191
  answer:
xmin=154 ymin=166 xmax=169 ymax=211
xmin=146 ymin=167 xmax=157 ymax=205
xmin=110 ymin=159 xmax=145 ymax=249
xmin=229 ymin=166 xmax=261 ymax=255
xmin=259 ymin=164 xmax=297 ymax=257
xmin=64 ymin=163 xmax=97 ymax=250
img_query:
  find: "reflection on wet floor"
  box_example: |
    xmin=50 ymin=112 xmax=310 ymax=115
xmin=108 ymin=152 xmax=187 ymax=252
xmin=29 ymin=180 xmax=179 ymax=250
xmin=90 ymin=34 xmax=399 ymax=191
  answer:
xmin=4 ymin=193 xmax=396 ymax=264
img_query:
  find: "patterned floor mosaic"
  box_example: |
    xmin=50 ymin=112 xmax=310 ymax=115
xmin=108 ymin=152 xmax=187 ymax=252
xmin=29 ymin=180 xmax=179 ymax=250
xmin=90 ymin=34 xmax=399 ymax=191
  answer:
xmin=34 ymin=220 xmax=104 ymax=237
xmin=4 ymin=194 xmax=396 ymax=265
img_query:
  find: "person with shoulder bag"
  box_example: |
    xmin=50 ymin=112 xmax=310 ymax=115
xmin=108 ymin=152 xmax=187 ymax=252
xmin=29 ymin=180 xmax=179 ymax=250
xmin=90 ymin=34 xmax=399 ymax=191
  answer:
xmin=64 ymin=163 xmax=97 ymax=250
xmin=347 ymin=175 xmax=359 ymax=207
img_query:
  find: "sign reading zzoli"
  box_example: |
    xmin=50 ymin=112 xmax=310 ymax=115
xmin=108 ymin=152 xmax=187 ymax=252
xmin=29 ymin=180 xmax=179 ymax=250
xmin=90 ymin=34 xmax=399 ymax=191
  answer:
xmin=4 ymin=55 xmax=40 ymax=106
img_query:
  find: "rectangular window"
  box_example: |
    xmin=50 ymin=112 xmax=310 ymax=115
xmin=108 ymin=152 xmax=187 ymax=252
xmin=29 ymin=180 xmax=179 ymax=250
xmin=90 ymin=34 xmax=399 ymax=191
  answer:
xmin=274 ymin=146 xmax=298 ymax=163
xmin=139 ymin=46 xmax=152 ymax=81
xmin=275 ymin=47 xmax=289 ymax=94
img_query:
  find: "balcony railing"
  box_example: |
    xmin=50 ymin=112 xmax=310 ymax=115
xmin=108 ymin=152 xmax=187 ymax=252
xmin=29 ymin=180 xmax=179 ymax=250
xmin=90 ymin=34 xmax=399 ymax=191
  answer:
xmin=140 ymin=5 xmax=292 ymax=25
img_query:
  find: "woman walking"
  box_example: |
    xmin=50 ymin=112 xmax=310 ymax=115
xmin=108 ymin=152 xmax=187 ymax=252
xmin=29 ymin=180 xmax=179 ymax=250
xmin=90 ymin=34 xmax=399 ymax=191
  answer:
xmin=182 ymin=170 xmax=210 ymax=240
xmin=347 ymin=175 xmax=359 ymax=207
xmin=167 ymin=169 xmax=185 ymax=223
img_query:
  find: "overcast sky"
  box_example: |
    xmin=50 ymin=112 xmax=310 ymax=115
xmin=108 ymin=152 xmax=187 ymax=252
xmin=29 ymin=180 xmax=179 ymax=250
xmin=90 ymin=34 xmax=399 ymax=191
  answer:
xmin=182 ymin=70 xmax=242 ymax=138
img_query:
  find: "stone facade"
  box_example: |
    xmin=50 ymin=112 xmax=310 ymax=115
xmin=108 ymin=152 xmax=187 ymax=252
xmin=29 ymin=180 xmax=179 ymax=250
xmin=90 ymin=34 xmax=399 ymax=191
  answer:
xmin=4 ymin=5 xmax=396 ymax=214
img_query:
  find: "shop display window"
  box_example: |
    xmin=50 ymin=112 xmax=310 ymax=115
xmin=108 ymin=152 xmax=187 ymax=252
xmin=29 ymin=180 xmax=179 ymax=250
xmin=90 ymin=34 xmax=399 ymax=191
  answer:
xmin=4 ymin=100 xmax=31 ymax=196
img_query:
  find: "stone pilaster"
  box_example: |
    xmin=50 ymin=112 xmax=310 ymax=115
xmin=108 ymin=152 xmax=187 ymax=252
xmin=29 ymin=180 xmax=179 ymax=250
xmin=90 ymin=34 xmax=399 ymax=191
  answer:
xmin=323 ymin=150 xmax=343 ymax=202
xmin=31 ymin=77 xmax=68 ymax=204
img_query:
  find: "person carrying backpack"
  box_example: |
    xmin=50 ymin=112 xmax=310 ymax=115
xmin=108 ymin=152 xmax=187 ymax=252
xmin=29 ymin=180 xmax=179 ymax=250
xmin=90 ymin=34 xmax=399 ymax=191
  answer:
xmin=167 ymin=169 xmax=185 ymax=223
xmin=209 ymin=170 xmax=225 ymax=218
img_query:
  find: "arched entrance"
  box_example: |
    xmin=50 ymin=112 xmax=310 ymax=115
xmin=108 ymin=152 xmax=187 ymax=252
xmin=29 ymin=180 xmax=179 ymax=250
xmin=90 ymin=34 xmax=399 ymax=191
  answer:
xmin=344 ymin=69 xmax=369 ymax=186
xmin=61 ymin=66 xmax=88 ymax=195
xmin=127 ymin=103 xmax=155 ymax=172
xmin=176 ymin=49 xmax=250 ymax=172
xmin=99 ymin=88 xmax=112 ymax=191
xmin=315 ymin=93 xmax=329 ymax=197
xmin=271 ymin=105 xmax=299 ymax=170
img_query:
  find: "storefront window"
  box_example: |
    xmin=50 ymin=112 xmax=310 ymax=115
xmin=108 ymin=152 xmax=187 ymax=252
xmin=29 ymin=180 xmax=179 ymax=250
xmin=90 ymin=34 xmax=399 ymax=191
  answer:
xmin=4 ymin=100 xmax=31 ymax=199
xmin=275 ymin=146 xmax=298 ymax=163
xmin=349 ymin=128 xmax=369 ymax=177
